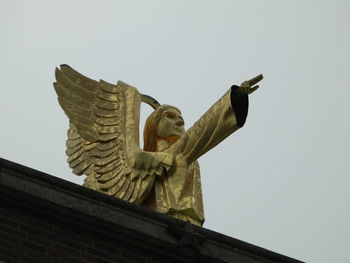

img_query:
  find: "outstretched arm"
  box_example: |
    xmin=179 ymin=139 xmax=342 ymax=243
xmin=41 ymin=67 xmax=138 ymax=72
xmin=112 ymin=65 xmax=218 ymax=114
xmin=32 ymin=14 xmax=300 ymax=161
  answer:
xmin=169 ymin=74 xmax=263 ymax=164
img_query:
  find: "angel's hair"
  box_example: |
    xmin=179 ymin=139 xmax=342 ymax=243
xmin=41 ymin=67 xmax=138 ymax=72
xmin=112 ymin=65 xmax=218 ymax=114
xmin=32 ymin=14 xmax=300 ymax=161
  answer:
xmin=143 ymin=105 xmax=181 ymax=152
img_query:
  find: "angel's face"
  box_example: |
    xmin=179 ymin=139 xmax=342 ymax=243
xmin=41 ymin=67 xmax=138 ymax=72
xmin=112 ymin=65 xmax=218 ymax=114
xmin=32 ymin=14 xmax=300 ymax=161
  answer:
xmin=156 ymin=108 xmax=185 ymax=138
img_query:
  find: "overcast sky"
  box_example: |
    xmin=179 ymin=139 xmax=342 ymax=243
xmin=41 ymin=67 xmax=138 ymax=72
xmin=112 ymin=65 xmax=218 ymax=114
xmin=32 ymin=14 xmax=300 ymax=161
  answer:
xmin=1 ymin=1 xmax=349 ymax=262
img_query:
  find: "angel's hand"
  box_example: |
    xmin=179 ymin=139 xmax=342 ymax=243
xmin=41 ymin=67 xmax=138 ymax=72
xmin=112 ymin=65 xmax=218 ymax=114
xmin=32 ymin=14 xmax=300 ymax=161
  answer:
xmin=239 ymin=74 xmax=263 ymax=94
xmin=134 ymin=151 xmax=174 ymax=176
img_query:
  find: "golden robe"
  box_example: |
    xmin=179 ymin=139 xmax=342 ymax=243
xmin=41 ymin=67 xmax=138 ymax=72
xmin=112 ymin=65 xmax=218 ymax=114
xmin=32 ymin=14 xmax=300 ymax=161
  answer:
xmin=142 ymin=86 xmax=248 ymax=226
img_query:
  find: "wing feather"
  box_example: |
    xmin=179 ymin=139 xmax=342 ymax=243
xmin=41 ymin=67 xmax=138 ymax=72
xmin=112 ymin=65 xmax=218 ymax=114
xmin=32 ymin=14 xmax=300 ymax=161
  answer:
xmin=97 ymin=166 xmax=124 ymax=183
xmin=116 ymin=177 xmax=132 ymax=200
xmin=95 ymin=116 xmax=120 ymax=126
xmin=54 ymin=82 xmax=93 ymax=109
xmin=97 ymin=125 xmax=120 ymax=134
xmin=123 ymin=182 xmax=135 ymax=202
xmin=93 ymin=105 xmax=120 ymax=117
xmin=129 ymin=177 xmax=142 ymax=203
xmin=95 ymin=140 xmax=116 ymax=150
xmin=91 ymin=144 xmax=118 ymax=158
xmin=72 ymin=161 xmax=92 ymax=175
xmin=96 ymin=158 xmax=122 ymax=173
xmin=99 ymin=79 xmax=120 ymax=93
xmin=66 ymin=148 xmax=85 ymax=163
xmin=58 ymin=98 xmax=93 ymax=120
xmin=95 ymin=97 xmax=120 ymax=110
xmin=54 ymin=65 xmax=173 ymax=204
xmin=109 ymin=176 xmax=127 ymax=196
xmin=59 ymin=64 xmax=98 ymax=90
xmin=96 ymin=89 xmax=120 ymax=102
xmin=68 ymin=154 xmax=86 ymax=168
xmin=65 ymin=143 xmax=82 ymax=155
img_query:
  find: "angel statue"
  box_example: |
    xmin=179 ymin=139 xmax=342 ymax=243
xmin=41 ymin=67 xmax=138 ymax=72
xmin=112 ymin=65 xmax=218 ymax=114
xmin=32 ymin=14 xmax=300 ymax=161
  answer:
xmin=53 ymin=65 xmax=262 ymax=226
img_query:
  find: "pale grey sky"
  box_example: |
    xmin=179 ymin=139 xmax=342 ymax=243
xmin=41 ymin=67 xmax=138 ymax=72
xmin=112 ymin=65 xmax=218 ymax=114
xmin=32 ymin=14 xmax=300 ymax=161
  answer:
xmin=1 ymin=1 xmax=349 ymax=262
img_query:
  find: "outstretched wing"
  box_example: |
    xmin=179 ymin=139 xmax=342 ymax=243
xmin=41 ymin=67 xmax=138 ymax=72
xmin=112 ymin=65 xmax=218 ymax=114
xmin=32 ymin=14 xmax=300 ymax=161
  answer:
xmin=54 ymin=65 xmax=172 ymax=204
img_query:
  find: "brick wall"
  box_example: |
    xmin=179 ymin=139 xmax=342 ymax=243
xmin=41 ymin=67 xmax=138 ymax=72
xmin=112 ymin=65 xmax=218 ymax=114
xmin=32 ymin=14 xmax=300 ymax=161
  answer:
xmin=0 ymin=199 xmax=187 ymax=263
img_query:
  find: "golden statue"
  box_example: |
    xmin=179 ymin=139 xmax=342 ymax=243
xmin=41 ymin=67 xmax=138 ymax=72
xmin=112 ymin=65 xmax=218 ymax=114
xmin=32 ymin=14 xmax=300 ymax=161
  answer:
xmin=53 ymin=65 xmax=262 ymax=226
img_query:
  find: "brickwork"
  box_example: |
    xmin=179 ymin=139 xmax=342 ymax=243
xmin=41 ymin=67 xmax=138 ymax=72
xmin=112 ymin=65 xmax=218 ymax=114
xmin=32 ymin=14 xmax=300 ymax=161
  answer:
xmin=0 ymin=200 xmax=187 ymax=263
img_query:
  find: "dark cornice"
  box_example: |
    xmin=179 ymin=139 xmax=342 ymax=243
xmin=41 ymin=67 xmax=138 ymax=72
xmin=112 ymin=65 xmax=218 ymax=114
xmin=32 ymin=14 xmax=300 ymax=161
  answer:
xmin=0 ymin=157 xmax=304 ymax=263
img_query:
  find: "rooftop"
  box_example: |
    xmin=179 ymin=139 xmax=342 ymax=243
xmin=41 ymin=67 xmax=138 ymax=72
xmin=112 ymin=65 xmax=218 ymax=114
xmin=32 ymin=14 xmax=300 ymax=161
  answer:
xmin=0 ymin=157 xmax=303 ymax=263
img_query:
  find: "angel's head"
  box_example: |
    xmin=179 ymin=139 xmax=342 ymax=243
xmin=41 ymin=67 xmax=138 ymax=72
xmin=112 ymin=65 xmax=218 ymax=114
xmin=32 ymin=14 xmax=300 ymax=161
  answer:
xmin=143 ymin=105 xmax=185 ymax=152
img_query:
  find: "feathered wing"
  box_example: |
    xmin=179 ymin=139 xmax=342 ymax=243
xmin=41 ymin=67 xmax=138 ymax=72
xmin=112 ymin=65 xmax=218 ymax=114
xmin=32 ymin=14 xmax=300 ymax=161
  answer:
xmin=54 ymin=65 xmax=173 ymax=204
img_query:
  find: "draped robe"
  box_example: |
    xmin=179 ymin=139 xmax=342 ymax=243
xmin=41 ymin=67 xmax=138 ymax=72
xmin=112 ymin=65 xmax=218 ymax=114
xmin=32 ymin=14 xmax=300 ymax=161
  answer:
xmin=141 ymin=86 xmax=248 ymax=226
